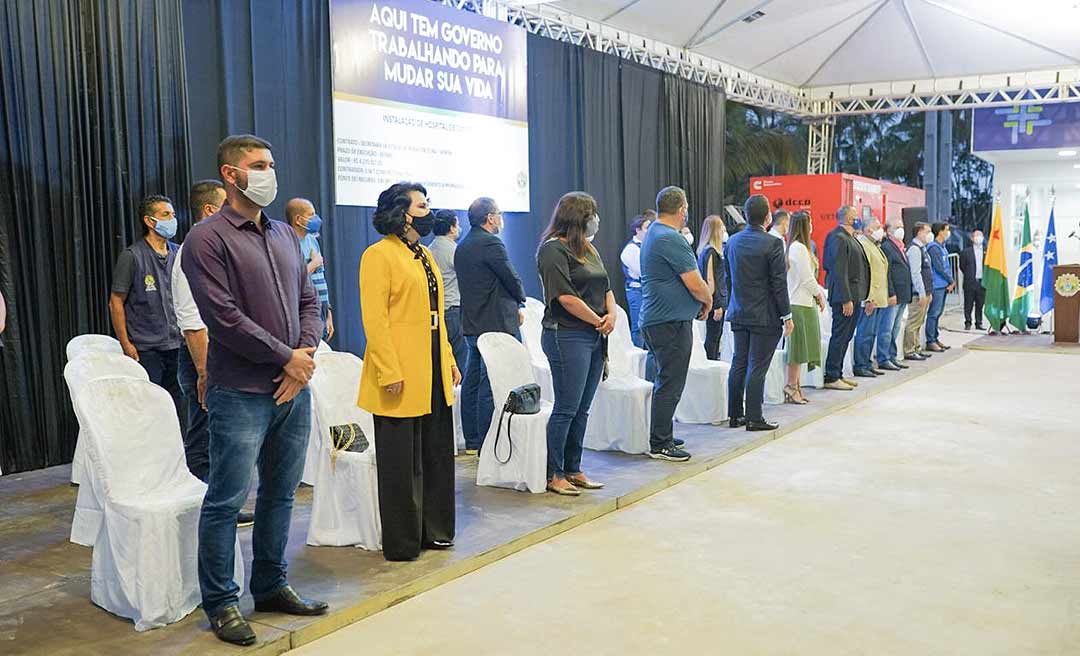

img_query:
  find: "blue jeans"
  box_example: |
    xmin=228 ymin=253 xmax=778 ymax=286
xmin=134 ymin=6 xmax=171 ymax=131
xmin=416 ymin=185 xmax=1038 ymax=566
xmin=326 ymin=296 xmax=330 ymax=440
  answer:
xmin=198 ymin=386 xmax=310 ymax=616
xmin=177 ymin=345 xmax=209 ymax=482
xmin=825 ymin=303 xmax=859 ymax=383
xmin=874 ymin=303 xmax=902 ymax=366
xmin=541 ymin=327 xmax=604 ymax=480
xmin=461 ymin=332 xmax=520 ymax=450
xmin=625 ymin=286 xmax=643 ymax=347
xmin=444 ymin=306 xmax=469 ymax=375
xmin=853 ymin=306 xmax=881 ymax=371
xmin=926 ymin=288 xmax=947 ymax=344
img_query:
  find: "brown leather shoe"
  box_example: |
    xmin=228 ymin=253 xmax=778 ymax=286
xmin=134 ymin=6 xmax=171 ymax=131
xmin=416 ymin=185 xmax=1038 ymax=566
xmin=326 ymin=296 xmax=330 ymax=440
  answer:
xmin=925 ymin=342 xmax=944 ymax=352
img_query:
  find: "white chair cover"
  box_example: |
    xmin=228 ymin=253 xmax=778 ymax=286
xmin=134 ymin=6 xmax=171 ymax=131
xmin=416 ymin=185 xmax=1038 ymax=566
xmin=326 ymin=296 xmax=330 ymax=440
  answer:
xmin=302 ymin=341 xmax=335 ymax=485
xmin=316 ymin=340 xmax=332 ymax=354
xmin=452 ymin=385 xmax=465 ymax=454
xmin=675 ymin=322 xmax=730 ymax=424
xmin=476 ymin=333 xmax=550 ymax=493
xmin=306 ymin=352 xmax=381 ymax=549
xmin=612 ymin=305 xmax=647 ymax=378
xmin=518 ymin=314 xmax=554 ymax=402
xmin=66 ymin=334 xmax=122 ymax=362
xmin=75 ymin=377 xmax=242 ymax=632
xmin=580 ymin=310 xmax=652 ymax=454
xmin=523 ymin=297 xmax=546 ymax=320
xmin=63 ymin=353 xmax=150 ymax=543
xmin=764 ymin=348 xmax=786 ymax=405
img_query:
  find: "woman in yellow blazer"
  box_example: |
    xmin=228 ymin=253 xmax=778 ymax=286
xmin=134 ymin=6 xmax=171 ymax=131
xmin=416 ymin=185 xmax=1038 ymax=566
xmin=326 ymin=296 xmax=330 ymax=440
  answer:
xmin=358 ymin=181 xmax=460 ymax=561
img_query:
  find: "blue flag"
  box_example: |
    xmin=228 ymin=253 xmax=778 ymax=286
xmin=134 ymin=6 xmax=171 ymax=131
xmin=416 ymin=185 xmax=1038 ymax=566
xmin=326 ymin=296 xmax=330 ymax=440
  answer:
xmin=1039 ymin=207 xmax=1058 ymax=315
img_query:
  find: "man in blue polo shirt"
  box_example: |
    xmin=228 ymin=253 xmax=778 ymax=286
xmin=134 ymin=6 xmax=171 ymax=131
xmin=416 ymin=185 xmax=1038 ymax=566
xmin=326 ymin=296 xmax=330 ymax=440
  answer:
xmin=639 ymin=186 xmax=712 ymax=462
xmin=287 ymin=198 xmax=334 ymax=342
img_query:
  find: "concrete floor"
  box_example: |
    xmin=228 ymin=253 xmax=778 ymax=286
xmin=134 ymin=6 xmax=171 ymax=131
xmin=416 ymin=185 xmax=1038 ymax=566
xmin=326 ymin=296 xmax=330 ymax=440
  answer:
xmin=293 ymin=345 xmax=1080 ymax=656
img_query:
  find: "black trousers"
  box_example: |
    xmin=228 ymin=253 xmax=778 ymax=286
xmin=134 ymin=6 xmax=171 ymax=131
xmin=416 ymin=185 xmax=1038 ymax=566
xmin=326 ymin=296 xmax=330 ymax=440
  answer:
xmin=727 ymin=326 xmax=782 ymax=422
xmin=825 ymin=303 xmax=859 ymax=383
xmin=373 ymin=331 xmax=455 ymax=561
xmin=177 ymin=344 xmax=210 ymax=481
xmin=963 ymin=285 xmax=985 ymax=327
xmin=643 ymin=320 xmax=692 ymax=451
xmin=704 ymin=315 xmax=725 ymax=361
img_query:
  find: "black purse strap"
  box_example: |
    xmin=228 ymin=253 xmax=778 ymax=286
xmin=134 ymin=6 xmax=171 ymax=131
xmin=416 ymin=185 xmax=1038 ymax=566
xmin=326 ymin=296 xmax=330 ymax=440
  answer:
xmin=493 ymin=405 xmax=513 ymax=464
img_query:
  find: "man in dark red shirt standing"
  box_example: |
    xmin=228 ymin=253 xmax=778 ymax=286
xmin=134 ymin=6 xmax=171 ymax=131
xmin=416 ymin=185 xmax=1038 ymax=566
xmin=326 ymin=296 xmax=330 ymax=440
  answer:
xmin=183 ymin=134 xmax=327 ymax=646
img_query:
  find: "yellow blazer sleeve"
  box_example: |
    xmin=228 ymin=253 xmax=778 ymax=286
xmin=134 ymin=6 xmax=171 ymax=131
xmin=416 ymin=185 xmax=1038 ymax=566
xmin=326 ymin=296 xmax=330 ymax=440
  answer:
xmin=359 ymin=246 xmax=403 ymax=387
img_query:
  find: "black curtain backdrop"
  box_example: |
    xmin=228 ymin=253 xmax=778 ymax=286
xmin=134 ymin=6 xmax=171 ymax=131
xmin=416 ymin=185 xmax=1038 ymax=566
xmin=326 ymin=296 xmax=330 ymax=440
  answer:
xmin=0 ymin=0 xmax=190 ymax=473
xmin=0 ymin=3 xmax=726 ymax=474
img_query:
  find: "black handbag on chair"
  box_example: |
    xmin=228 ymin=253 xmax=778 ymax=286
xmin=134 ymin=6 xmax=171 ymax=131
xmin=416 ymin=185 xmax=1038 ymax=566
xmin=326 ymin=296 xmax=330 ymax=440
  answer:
xmin=329 ymin=423 xmax=369 ymax=472
xmin=492 ymin=383 xmax=541 ymax=464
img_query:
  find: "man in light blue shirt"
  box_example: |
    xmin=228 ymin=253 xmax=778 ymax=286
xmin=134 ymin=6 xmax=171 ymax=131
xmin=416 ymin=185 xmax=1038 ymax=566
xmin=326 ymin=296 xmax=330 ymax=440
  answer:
xmin=429 ymin=209 xmax=467 ymax=374
xmin=639 ymin=186 xmax=712 ymax=462
xmin=925 ymin=222 xmax=954 ymax=351
xmin=287 ymin=198 xmax=333 ymax=341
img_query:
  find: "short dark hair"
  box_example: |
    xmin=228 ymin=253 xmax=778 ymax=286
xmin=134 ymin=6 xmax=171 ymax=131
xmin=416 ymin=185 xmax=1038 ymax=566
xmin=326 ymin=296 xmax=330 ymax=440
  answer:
xmin=433 ymin=209 xmax=458 ymax=236
xmin=656 ymin=187 xmax=686 ymax=216
xmin=217 ymin=134 xmax=273 ymax=169
xmin=771 ymin=209 xmax=790 ymax=226
xmin=931 ymin=222 xmax=950 ymax=237
xmin=914 ymin=221 xmax=931 ymax=237
xmin=744 ymin=194 xmax=770 ymax=227
xmin=837 ymin=205 xmax=856 ymax=224
xmin=629 ymin=214 xmax=651 ymax=237
xmin=189 ymin=180 xmax=224 ymax=217
xmin=373 ymin=181 xmax=427 ymax=236
xmin=139 ymin=194 xmax=172 ymax=233
xmin=467 ymin=197 xmax=499 ymax=228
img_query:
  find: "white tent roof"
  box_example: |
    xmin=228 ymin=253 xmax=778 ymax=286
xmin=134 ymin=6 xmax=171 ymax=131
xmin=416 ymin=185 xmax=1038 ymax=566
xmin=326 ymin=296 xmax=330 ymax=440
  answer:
xmin=538 ymin=0 xmax=1080 ymax=89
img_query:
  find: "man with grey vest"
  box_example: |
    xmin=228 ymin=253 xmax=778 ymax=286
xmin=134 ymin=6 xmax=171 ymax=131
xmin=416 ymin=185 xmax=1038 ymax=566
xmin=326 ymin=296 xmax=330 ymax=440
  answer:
xmin=109 ymin=194 xmax=183 ymax=417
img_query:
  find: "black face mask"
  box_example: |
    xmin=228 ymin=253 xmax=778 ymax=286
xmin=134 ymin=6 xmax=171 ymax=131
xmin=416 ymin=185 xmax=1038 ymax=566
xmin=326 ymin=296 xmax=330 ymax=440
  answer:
xmin=409 ymin=210 xmax=434 ymax=237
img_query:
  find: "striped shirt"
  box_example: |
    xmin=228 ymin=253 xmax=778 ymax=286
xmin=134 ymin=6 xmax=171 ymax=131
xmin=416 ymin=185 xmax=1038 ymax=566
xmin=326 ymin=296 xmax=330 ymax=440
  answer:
xmin=299 ymin=233 xmax=330 ymax=304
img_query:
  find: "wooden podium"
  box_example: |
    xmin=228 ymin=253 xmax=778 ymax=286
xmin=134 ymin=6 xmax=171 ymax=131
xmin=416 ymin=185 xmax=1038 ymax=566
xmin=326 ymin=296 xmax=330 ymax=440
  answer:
xmin=1053 ymin=264 xmax=1080 ymax=344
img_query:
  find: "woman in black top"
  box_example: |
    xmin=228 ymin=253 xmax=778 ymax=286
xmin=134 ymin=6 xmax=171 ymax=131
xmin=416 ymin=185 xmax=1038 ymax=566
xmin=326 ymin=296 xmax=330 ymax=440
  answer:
xmin=696 ymin=215 xmax=729 ymax=360
xmin=536 ymin=192 xmax=615 ymax=496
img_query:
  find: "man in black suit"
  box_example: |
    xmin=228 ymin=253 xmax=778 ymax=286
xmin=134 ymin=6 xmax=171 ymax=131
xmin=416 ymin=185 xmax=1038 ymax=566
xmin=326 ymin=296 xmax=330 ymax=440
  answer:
xmin=959 ymin=229 xmax=986 ymax=331
xmin=724 ymin=194 xmax=793 ymax=432
xmin=822 ymin=205 xmax=869 ymax=391
xmin=877 ymin=217 xmax=912 ymax=371
xmin=454 ymin=197 xmax=527 ymax=453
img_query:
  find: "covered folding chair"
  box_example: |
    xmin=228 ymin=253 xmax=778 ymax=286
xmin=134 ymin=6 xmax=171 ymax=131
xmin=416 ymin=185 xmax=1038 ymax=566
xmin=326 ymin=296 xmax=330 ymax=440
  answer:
xmin=306 ymin=351 xmax=381 ymax=549
xmin=63 ymin=353 xmax=150 ymax=543
xmin=301 ymin=341 xmax=335 ymax=485
xmin=583 ymin=329 xmax=652 ymax=455
xmin=452 ymin=385 xmax=465 ymax=454
xmin=75 ymin=377 xmax=243 ymax=632
xmin=764 ymin=348 xmax=786 ymax=405
xmin=476 ymin=333 xmax=550 ymax=493
xmin=523 ymin=296 xmax=545 ymax=320
xmin=66 ymin=334 xmax=123 ymax=362
xmin=518 ymin=312 xmax=554 ymax=402
xmin=612 ymin=305 xmax=647 ymax=378
xmin=675 ymin=322 xmax=730 ymax=424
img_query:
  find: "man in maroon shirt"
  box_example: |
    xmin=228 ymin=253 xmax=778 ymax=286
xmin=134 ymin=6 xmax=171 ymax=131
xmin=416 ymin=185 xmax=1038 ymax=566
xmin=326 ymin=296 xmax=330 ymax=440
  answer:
xmin=182 ymin=135 xmax=327 ymax=646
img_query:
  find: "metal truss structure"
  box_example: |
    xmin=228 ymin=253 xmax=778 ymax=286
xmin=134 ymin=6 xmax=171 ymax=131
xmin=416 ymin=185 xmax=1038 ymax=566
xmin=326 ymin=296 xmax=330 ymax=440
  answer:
xmin=806 ymin=119 xmax=835 ymax=176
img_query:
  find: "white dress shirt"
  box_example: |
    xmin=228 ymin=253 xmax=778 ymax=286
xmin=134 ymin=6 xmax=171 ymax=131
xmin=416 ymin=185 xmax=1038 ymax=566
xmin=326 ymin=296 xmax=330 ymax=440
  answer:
xmin=973 ymin=244 xmax=984 ymax=280
xmin=620 ymin=238 xmax=643 ymax=286
xmin=172 ymin=245 xmax=206 ymax=333
xmin=787 ymin=241 xmax=824 ymax=308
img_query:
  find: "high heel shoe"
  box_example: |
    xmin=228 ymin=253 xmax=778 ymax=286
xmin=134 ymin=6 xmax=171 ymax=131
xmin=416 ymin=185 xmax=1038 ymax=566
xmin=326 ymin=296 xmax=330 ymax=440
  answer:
xmin=783 ymin=385 xmax=807 ymax=405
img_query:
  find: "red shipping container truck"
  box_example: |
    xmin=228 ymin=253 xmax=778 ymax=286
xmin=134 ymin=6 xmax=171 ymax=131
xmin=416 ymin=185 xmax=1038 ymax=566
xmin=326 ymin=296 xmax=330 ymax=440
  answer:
xmin=748 ymin=173 xmax=926 ymax=281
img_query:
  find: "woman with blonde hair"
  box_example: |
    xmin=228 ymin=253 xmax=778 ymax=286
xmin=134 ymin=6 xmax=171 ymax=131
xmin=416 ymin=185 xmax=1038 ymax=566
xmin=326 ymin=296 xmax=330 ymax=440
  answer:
xmin=536 ymin=192 xmax=616 ymax=496
xmin=784 ymin=210 xmax=825 ymax=404
xmin=695 ymin=215 xmax=729 ymax=360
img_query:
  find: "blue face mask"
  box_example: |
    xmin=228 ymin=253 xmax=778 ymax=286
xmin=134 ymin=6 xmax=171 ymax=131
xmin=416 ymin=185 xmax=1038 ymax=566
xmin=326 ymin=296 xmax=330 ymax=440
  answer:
xmin=852 ymin=218 xmax=865 ymax=231
xmin=152 ymin=217 xmax=177 ymax=240
xmin=304 ymin=214 xmax=323 ymax=235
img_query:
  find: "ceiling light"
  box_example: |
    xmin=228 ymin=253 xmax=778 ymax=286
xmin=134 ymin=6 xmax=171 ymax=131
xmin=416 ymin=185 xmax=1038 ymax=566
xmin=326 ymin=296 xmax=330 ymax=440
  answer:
xmin=1060 ymin=150 xmax=1078 ymax=156
xmin=742 ymin=11 xmax=766 ymax=23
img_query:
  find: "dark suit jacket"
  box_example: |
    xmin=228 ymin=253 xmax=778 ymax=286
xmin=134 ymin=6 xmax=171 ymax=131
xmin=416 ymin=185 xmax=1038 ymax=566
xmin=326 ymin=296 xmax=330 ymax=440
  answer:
xmin=723 ymin=225 xmax=790 ymax=332
xmin=454 ymin=227 xmax=526 ymax=336
xmin=881 ymin=238 xmax=912 ymax=305
xmin=823 ymin=225 xmax=869 ymax=306
xmin=959 ymin=244 xmax=984 ymax=291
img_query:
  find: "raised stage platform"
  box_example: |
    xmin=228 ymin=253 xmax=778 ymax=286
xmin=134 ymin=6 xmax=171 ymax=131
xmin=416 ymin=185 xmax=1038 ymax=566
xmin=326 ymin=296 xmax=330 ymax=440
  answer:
xmin=966 ymin=331 xmax=1080 ymax=355
xmin=0 ymin=343 xmax=970 ymax=656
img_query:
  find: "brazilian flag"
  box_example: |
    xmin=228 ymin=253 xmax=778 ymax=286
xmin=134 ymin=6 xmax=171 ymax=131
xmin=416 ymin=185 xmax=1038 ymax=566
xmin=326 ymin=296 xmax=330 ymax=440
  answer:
xmin=1008 ymin=203 xmax=1034 ymax=331
xmin=982 ymin=203 xmax=1010 ymax=332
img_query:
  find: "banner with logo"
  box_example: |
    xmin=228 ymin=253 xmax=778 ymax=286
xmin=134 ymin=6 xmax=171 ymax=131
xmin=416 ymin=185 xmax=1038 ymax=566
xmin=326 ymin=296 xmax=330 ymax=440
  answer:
xmin=972 ymin=101 xmax=1080 ymax=152
xmin=331 ymin=0 xmax=529 ymax=210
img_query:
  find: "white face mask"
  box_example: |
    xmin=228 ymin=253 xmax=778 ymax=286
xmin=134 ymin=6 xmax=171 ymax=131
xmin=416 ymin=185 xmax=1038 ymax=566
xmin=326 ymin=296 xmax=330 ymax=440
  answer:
xmin=585 ymin=214 xmax=600 ymax=239
xmin=892 ymin=227 xmax=904 ymax=241
xmin=683 ymin=230 xmax=694 ymax=246
xmin=229 ymin=166 xmax=278 ymax=208
xmin=973 ymin=235 xmax=984 ymax=246
xmin=923 ymin=232 xmax=935 ymax=245
xmin=871 ymin=228 xmax=885 ymax=241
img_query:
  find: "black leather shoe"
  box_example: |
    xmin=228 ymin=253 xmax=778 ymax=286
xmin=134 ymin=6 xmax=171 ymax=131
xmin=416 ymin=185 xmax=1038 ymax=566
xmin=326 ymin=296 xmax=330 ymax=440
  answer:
xmin=728 ymin=416 xmax=747 ymax=428
xmin=903 ymin=354 xmax=926 ymax=361
xmin=870 ymin=367 xmax=885 ymax=376
xmin=852 ymin=369 xmax=877 ymax=378
xmin=889 ymin=360 xmax=909 ymax=369
xmin=746 ymin=419 xmax=778 ymax=432
xmin=253 ymin=586 xmax=329 ymax=616
xmin=208 ymin=605 xmax=256 ymax=646
xmin=975 ymin=324 xmax=985 ymax=331
xmin=878 ymin=362 xmax=902 ymax=371
xmin=423 ymin=539 xmax=454 ymax=550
